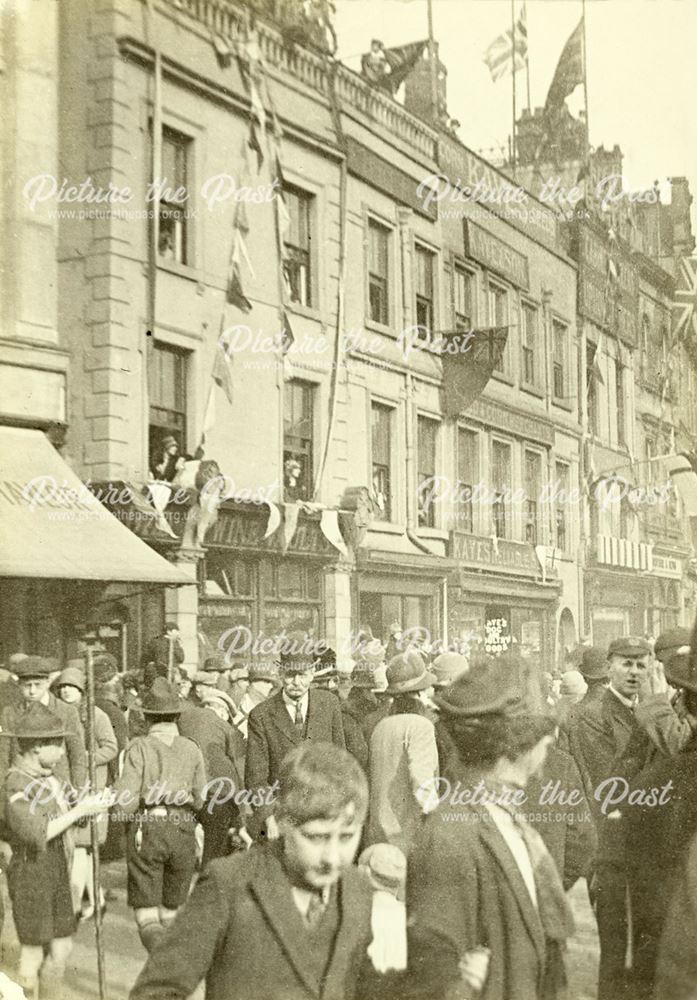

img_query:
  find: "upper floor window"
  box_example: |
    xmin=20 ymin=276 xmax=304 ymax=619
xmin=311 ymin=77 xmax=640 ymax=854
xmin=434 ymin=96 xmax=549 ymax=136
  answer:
xmin=555 ymin=461 xmax=570 ymax=553
xmin=149 ymin=342 xmax=188 ymax=481
xmin=371 ymin=402 xmax=393 ymax=521
xmin=367 ymin=219 xmax=390 ymax=325
xmin=415 ymin=245 xmax=435 ymax=340
xmin=521 ymin=303 xmax=538 ymax=387
xmin=524 ymin=449 xmax=543 ymax=545
xmin=491 ymin=439 xmax=512 ymax=539
xmin=457 ymin=427 xmax=478 ymax=533
xmin=283 ymin=186 xmax=313 ymax=307
xmin=488 ymin=282 xmax=509 ymax=373
xmin=454 ymin=266 xmax=473 ymax=333
xmin=284 ymin=381 xmax=314 ymax=501
xmin=417 ymin=415 xmax=438 ymax=528
xmin=552 ymin=320 xmax=567 ymax=401
xmin=159 ymin=127 xmax=191 ymax=264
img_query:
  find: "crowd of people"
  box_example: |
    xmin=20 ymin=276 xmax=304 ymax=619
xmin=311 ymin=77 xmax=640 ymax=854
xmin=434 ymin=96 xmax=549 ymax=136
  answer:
xmin=0 ymin=618 xmax=696 ymax=1000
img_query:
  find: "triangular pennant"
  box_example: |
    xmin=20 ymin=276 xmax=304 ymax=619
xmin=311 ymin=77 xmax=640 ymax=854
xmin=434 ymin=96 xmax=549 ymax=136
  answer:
xmin=282 ymin=502 xmax=300 ymax=552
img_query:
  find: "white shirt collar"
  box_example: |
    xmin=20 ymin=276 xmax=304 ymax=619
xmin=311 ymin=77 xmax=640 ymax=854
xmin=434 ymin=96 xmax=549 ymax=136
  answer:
xmin=608 ymin=684 xmax=636 ymax=709
xmin=283 ymin=690 xmax=309 ymax=721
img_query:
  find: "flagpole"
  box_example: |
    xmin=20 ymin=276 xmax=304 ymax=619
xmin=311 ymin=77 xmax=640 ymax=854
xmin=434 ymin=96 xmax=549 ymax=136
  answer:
xmin=581 ymin=0 xmax=591 ymax=178
xmin=511 ymin=0 xmax=517 ymax=167
xmin=524 ymin=4 xmax=531 ymax=110
xmin=426 ymin=0 xmax=438 ymax=122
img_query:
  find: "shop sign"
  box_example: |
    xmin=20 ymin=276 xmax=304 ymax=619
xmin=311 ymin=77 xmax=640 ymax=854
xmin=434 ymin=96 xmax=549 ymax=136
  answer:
xmin=464 ymin=221 xmax=530 ymax=290
xmin=466 ymin=397 xmax=555 ymax=446
xmin=450 ymin=531 xmax=540 ymax=578
xmin=205 ymin=509 xmax=336 ymax=557
xmin=484 ymin=605 xmax=512 ymax=654
xmin=651 ymin=553 xmax=682 ymax=579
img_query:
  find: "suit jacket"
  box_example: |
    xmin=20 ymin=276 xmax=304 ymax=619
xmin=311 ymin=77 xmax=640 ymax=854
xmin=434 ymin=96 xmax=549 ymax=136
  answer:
xmin=407 ymin=803 xmax=557 ymax=1000
xmin=245 ymin=690 xmax=345 ymax=829
xmin=130 ymin=842 xmax=374 ymax=1000
xmin=178 ymin=702 xmax=246 ymax=786
xmin=0 ymin=693 xmax=87 ymax=791
xmin=655 ymin=830 xmax=697 ymax=1000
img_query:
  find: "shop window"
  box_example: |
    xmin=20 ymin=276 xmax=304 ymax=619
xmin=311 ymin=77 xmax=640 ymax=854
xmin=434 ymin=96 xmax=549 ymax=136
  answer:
xmin=456 ymin=427 xmax=478 ymax=533
xmin=261 ymin=560 xmax=322 ymax=638
xmin=521 ymin=303 xmax=538 ymax=387
xmin=417 ymin=415 xmax=438 ymax=528
xmin=158 ymin=127 xmax=191 ymax=264
xmin=454 ymin=266 xmax=473 ymax=332
xmin=414 ymin=245 xmax=435 ymax=341
xmin=555 ymin=461 xmax=570 ymax=553
xmin=283 ymin=185 xmax=313 ymax=307
xmin=491 ymin=439 xmax=511 ymax=539
xmin=371 ymin=402 xmax=393 ymax=521
xmin=278 ymin=561 xmax=303 ymax=599
xmin=524 ymin=450 xmax=542 ymax=545
xmin=284 ymin=380 xmax=314 ymax=501
xmin=488 ymin=282 xmax=509 ymax=374
xmin=616 ymin=361 xmax=626 ymax=447
xmin=552 ymin=320 xmax=567 ymax=401
xmin=148 ymin=342 xmax=188 ymax=480
xmin=367 ymin=219 xmax=390 ymax=325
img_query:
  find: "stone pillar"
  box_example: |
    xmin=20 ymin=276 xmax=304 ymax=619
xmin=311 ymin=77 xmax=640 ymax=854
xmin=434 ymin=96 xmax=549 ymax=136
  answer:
xmin=323 ymin=560 xmax=354 ymax=666
xmin=164 ymin=547 xmax=203 ymax=678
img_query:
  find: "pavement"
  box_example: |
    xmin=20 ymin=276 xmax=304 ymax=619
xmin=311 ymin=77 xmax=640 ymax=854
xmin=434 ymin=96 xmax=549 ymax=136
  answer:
xmin=0 ymin=864 xmax=600 ymax=1000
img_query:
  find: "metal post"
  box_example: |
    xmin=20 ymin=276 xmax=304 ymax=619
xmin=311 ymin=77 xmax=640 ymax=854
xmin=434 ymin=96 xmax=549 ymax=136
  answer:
xmin=167 ymin=632 xmax=175 ymax=684
xmin=511 ymin=0 xmax=517 ymax=168
xmin=85 ymin=647 xmax=107 ymax=1000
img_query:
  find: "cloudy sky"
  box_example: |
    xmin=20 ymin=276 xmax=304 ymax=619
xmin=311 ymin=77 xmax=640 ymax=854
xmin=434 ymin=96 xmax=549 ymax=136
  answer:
xmin=335 ymin=0 xmax=697 ymax=228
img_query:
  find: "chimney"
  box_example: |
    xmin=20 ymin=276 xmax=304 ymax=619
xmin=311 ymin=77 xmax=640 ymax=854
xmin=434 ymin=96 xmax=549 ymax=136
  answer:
xmin=403 ymin=43 xmax=448 ymax=126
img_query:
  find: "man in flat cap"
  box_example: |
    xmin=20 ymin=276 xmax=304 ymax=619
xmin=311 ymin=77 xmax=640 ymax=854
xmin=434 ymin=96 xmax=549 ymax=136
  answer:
xmin=0 ymin=656 xmax=87 ymax=794
xmin=407 ymin=653 xmax=573 ymax=1000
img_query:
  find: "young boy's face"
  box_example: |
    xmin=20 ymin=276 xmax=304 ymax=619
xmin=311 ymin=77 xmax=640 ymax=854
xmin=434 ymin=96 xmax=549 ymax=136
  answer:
xmin=20 ymin=676 xmax=50 ymax=702
xmin=281 ymin=807 xmax=363 ymax=892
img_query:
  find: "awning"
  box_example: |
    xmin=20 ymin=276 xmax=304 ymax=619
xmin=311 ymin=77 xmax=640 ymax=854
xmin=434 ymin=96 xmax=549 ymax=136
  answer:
xmin=0 ymin=427 xmax=190 ymax=584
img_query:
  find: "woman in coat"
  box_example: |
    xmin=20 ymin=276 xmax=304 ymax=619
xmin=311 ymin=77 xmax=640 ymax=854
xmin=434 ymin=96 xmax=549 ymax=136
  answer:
xmin=366 ymin=653 xmax=439 ymax=855
xmin=56 ymin=665 xmax=118 ymax=920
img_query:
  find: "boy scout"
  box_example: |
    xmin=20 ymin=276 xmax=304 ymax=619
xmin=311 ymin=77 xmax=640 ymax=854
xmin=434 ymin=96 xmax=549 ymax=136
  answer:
xmin=113 ymin=678 xmax=207 ymax=952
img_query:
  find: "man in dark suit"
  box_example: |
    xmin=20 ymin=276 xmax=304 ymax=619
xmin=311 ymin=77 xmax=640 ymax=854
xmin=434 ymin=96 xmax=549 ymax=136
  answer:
xmin=245 ymin=652 xmax=345 ymax=839
xmin=407 ymin=655 xmax=574 ymax=1000
xmin=130 ymin=743 xmax=376 ymax=1000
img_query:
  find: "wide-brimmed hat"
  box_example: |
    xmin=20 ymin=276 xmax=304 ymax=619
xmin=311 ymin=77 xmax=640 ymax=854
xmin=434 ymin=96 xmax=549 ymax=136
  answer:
xmin=141 ymin=677 xmax=181 ymax=715
xmin=2 ymin=703 xmax=68 ymax=739
xmin=431 ymin=652 xmax=469 ymax=688
xmin=579 ymin=646 xmax=609 ymax=680
xmin=57 ymin=666 xmax=85 ymax=693
xmin=199 ymin=688 xmax=237 ymax=716
xmin=607 ymin=636 xmax=651 ymax=658
xmin=12 ymin=656 xmax=53 ymax=680
xmin=435 ymin=657 xmax=527 ymax=719
xmin=654 ymin=628 xmax=691 ymax=664
xmin=385 ymin=653 xmax=436 ymax=695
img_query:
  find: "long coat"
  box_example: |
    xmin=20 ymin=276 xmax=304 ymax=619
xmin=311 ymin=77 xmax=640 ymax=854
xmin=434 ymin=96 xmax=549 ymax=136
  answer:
xmin=245 ymin=690 xmax=345 ymax=831
xmin=129 ymin=842 xmax=374 ymax=1000
xmin=655 ymin=829 xmax=697 ymax=1000
xmin=407 ymin=803 xmax=562 ymax=1000
xmin=366 ymin=712 xmax=438 ymax=854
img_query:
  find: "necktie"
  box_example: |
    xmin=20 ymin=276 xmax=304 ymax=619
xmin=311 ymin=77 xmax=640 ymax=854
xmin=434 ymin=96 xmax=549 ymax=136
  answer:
xmin=305 ymin=890 xmax=327 ymax=927
xmin=294 ymin=701 xmax=304 ymax=733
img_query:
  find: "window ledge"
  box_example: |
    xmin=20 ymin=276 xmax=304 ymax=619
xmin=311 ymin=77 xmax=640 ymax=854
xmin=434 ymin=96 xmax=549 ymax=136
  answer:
xmin=521 ymin=383 xmax=545 ymax=400
xmin=157 ymin=257 xmax=201 ymax=283
xmin=364 ymin=318 xmax=393 ymax=337
xmin=286 ymin=303 xmax=322 ymax=323
xmin=415 ymin=527 xmax=449 ymax=541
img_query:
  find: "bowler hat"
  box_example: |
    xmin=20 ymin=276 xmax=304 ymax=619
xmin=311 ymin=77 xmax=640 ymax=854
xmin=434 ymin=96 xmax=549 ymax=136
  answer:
xmin=654 ymin=628 xmax=691 ymax=664
xmin=141 ymin=677 xmax=181 ymax=715
xmin=608 ymin=636 xmax=651 ymax=658
xmin=431 ymin=652 xmax=469 ymax=688
xmin=580 ymin=646 xmax=610 ymax=680
xmin=3 ymin=703 xmax=68 ymax=740
xmin=385 ymin=653 xmax=436 ymax=695
xmin=12 ymin=656 xmax=53 ymax=680
xmin=57 ymin=667 xmax=85 ymax=693
xmin=279 ymin=651 xmax=318 ymax=675
xmin=435 ymin=657 xmax=526 ymax=718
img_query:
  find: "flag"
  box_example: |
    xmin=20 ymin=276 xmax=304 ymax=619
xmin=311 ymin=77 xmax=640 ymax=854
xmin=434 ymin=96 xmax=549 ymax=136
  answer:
xmin=672 ymin=256 xmax=697 ymax=342
xmin=226 ymin=201 xmax=253 ymax=312
xmin=280 ymin=309 xmax=296 ymax=356
xmin=211 ymin=32 xmax=233 ymax=68
xmin=213 ymin=333 xmax=234 ymax=404
xmin=483 ymin=7 xmax=527 ymax=82
xmin=360 ymin=40 xmax=427 ymax=94
xmin=441 ymin=326 xmax=509 ymax=417
xmin=544 ymin=19 xmax=583 ymax=113
xmin=589 ymin=332 xmax=605 ymax=386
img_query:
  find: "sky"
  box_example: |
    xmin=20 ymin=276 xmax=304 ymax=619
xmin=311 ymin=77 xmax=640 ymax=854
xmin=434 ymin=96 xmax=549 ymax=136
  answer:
xmin=334 ymin=0 xmax=697 ymax=229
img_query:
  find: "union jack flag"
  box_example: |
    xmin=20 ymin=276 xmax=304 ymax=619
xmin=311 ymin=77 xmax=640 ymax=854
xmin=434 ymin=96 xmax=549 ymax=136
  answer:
xmin=672 ymin=256 xmax=697 ymax=342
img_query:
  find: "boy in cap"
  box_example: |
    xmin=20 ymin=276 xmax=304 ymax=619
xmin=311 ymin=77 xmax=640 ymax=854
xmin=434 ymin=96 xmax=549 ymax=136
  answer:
xmin=113 ymin=678 xmax=207 ymax=952
xmin=131 ymin=742 xmax=378 ymax=1000
xmin=0 ymin=704 xmax=111 ymax=999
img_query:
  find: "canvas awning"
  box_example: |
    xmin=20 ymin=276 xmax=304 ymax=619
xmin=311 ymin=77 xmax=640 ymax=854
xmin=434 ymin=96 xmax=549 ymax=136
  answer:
xmin=0 ymin=427 xmax=190 ymax=584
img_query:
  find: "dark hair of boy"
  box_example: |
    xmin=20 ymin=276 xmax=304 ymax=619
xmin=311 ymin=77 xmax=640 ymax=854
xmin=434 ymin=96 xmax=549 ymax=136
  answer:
xmin=276 ymin=742 xmax=368 ymax=825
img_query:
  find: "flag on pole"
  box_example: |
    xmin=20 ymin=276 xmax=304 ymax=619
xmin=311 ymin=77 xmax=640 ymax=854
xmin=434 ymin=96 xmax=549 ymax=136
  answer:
xmin=544 ymin=18 xmax=583 ymax=113
xmin=226 ymin=201 xmax=253 ymax=313
xmin=483 ymin=7 xmax=527 ymax=82
xmin=360 ymin=40 xmax=427 ymax=94
xmin=672 ymin=256 xmax=697 ymax=342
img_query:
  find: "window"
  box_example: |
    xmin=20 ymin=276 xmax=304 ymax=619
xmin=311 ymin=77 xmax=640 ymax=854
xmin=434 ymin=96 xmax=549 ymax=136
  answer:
xmin=587 ymin=341 xmax=599 ymax=435
xmin=457 ymin=428 xmax=478 ymax=533
xmin=415 ymin=245 xmax=435 ymax=339
xmin=488 ymin=282 xmax=508 ymax=372
xmin=552 ymin=321 xmax=567 ymax=400
xmin=491 ymin=440 xmax=511 ymax=539
xmin=417 ymin=416 xmax=438 ymax=528
xmin=641 ymin=313 xmax=650 ymax=378
xmin=159 ymin=128 xmax=190 ymax=264
xmin=368 ymin=219 xmax=389 ymax=325
xmin=524 ymin=450 xmax=542 ymax=545
xmin=283 ymin=186 xmax=312 ymax=307
xmin=148 ymin=342 xmax=188 ymax=480
xmin=284 ymin=381 xmax=314 ymax=501
xmin=371 ymin=402 xmax=393 ymax=521
xmin=454 ymin=267 xmax=473 ymax=332
xmin=522 ymin=303 xmax=538 ymax=386
xmin=615 ymin=361 xmax=626 ymax=447
xmin=555 ymin=461 xmax=570 ymax=553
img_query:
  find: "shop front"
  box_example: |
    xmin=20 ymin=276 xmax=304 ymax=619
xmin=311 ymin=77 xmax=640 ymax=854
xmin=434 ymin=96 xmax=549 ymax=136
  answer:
xmin=356 ymin=548 xmax=448 ymax=643
xmin=585 ymin=568 xmax=651 ymax=649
